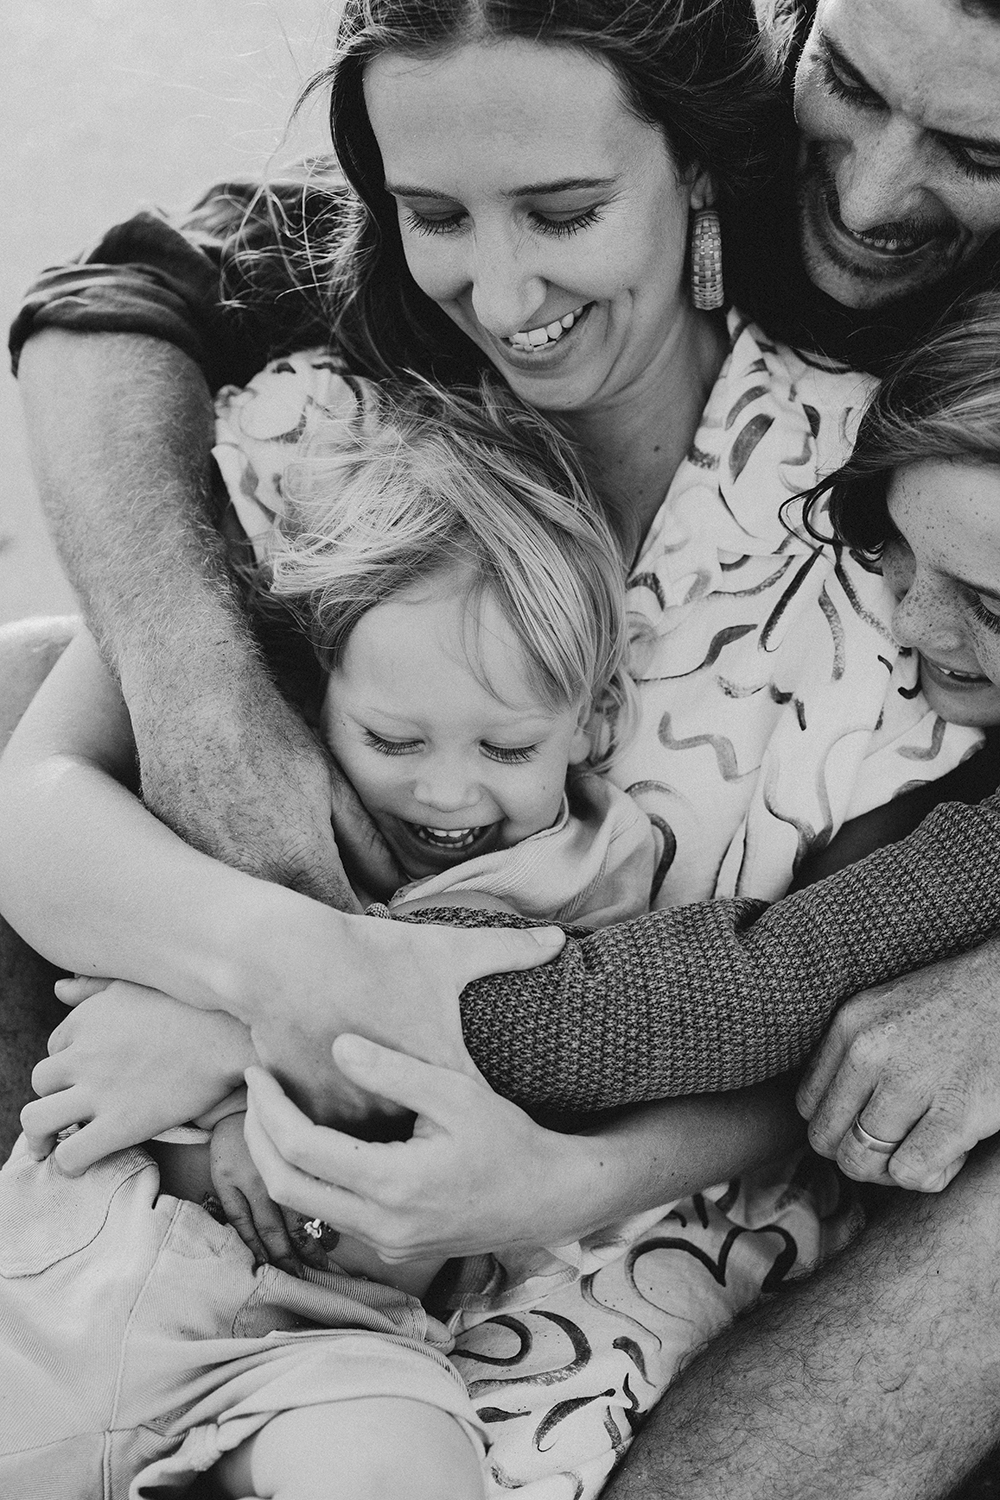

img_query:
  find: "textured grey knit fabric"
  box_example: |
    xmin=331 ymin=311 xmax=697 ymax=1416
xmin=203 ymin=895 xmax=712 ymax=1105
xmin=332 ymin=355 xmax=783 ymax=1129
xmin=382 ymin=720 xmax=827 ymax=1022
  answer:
xmin=397 ymin=792 xmax=1000 ymax=1111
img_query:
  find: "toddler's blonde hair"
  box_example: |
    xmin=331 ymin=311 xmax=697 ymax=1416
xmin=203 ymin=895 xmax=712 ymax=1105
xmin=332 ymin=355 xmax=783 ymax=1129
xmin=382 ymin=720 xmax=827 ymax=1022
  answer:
xmin=265 ymin=374 xmax=634 ymax=766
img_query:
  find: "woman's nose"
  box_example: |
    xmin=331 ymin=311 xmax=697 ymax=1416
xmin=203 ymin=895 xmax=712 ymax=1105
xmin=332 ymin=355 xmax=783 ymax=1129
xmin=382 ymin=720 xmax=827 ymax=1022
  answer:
xmin=891 ymin=575 xmax=964 ymax=657
xmin=468 ymin=229 xmax=546 ymax=338
xmin=833 ymin=119 xmax=935 ymax=235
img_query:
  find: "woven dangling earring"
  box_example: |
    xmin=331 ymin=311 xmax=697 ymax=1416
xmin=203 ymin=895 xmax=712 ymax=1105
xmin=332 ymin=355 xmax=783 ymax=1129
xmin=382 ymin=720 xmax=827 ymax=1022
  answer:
xmin=690 ymin=207 xmax=724 ymax=310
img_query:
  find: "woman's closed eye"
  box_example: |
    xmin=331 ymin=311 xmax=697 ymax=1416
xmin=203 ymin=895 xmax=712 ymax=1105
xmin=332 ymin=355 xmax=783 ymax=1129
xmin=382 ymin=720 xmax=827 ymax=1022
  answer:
xmin=402 ymin=205 xmax=606 ymax=239
xmin=966 ymin=591 xmax=1000 ymax=636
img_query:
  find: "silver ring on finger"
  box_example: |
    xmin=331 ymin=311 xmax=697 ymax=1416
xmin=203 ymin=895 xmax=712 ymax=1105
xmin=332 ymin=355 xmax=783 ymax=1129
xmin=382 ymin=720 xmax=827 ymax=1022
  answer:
xmin=850 ymin=1114 xmax=903 ymax=1155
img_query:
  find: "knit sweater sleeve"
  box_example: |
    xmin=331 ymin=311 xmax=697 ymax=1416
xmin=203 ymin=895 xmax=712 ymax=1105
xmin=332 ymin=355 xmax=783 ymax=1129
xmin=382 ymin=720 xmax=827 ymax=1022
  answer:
xmin=396 ymin=791 xmax=1000 ymax=1111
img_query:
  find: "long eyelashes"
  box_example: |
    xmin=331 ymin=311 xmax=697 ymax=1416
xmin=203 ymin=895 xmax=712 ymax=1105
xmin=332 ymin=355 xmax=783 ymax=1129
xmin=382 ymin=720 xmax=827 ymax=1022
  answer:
xmin=362 ymin=729 xmax=539 ymax=762
xmin=402 ymin=206 xmax=605 ymax=239
xmin=481 ymin=743 xmax=539 ymax=764
xmin=363 ymin=730 xmax=418 ymax=756
xmin=968 ymin=593 xmax=1000 ymax=636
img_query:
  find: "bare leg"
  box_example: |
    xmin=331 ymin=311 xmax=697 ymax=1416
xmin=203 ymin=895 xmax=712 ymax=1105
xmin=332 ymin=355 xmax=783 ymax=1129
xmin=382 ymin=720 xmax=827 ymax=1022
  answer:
xmin=214 ymin=1398 xmax=485 ymax=1500
xmin=606 ymin=1141 xmax=1000 ymax=1500
xmin=0 ymin=617 xmax=77 ymax=1158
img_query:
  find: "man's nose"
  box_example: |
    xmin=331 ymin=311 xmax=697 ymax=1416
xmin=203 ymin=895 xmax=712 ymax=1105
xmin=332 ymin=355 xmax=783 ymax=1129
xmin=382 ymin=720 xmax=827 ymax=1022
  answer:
xmin=833 ymin=119 xmax=936 ymax=234
xmin=468 ymin=228 xmax=547 ymax=338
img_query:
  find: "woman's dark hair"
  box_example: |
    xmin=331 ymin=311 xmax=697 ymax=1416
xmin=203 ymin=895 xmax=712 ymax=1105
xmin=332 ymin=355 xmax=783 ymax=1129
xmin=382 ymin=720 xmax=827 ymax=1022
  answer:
xmin=804 ymin=290 xmax=1000 ymax=560
xmin=291 ymin=0 xmax=783 ymax=383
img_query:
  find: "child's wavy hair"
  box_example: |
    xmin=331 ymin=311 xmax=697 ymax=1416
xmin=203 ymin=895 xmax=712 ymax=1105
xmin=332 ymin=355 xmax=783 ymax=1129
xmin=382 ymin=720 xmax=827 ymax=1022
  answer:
xmin=803 ymin=290 xmax=1000 ymax=560
xmin=263 ymin=375 xmax=635 ymax=768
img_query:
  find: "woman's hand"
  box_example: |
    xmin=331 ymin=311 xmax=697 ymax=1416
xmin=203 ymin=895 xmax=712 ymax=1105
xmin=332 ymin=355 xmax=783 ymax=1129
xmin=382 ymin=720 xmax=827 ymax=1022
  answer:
xmin=245 ymin=1038 xmax=804 ymax=1265
xmin=797 ymin=941 xmax=1000 ymax=1192
xmin=244 ymin=1036 xmax=598 ymax=1263
xmin=242 ymin=914 xmax=565 ymax=1127
xmin=22 ymin=980 xmax=255 ymax=1174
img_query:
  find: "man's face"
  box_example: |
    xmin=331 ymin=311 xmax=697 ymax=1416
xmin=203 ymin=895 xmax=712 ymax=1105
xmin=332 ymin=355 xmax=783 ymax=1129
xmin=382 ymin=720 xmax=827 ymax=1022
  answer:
xmin=793 ymin=0 xmax=1000 ymax=308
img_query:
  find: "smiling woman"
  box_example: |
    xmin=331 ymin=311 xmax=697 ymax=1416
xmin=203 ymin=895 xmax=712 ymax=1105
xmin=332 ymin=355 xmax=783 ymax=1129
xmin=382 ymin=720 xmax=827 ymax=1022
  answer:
xmin=7 ymin=2 xmax=1000 ymax=1498
xmin=811 ymin=289 xmax=1000 ymax=730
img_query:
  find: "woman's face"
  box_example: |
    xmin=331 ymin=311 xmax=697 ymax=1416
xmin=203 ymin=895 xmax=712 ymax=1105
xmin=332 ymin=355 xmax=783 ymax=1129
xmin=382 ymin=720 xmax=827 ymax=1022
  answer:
xmin=364 ymin=40 xmax=701 ymax=414
xmin=883 ymin=460 xmax=1000 ymax=728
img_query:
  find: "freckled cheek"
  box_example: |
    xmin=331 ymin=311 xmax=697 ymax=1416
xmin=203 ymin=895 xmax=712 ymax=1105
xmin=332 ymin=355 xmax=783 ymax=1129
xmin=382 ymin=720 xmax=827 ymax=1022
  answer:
xmin=975 ymin=634 xmax=1000 ymax=686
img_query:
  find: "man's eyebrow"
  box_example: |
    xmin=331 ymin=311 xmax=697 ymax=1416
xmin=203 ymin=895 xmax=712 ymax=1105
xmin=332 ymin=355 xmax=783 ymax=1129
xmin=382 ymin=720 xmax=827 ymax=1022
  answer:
xmin=820 ymin=33 xmax=885 ymax=103
xmin=822 ymin=31 xmax=1000 ymax=158
xmin=385 ymin=176 xmax=616 ymax=198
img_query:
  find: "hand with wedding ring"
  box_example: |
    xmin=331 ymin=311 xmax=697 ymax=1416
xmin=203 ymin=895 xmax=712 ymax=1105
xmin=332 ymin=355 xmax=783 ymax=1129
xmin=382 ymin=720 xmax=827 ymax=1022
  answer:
xmin=797 ymin=939 xmax=1000 ymax=1192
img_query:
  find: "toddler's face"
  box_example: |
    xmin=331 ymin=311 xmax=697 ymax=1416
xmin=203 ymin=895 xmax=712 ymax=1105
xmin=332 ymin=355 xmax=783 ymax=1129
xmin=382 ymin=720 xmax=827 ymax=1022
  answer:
xmin=883 ymin=460 xmax=1000 ymax=728
xmin=320 ymin=573 xmax=590 ymax=881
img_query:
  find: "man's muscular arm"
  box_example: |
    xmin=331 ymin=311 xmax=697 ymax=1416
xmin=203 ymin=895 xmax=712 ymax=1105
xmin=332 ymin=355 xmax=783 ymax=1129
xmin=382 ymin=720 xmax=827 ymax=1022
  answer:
xmin=17 ymin=328 xmax=394 ymax=905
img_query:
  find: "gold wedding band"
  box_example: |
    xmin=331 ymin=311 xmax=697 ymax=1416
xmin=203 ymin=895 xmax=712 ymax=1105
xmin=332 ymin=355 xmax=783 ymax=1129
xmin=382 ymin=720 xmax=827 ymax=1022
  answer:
xmin=850 ymin=1115 xmax=902 ymax=1155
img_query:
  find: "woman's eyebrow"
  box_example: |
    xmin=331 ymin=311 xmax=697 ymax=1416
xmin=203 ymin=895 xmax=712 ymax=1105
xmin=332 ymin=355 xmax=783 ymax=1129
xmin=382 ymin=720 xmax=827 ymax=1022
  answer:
xmin=385 ymin=176 xmax=616 ymax=198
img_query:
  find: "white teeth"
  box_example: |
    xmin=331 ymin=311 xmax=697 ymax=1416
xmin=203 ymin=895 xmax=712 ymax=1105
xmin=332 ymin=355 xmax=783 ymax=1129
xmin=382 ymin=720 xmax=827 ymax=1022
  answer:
xmin=413 ymin=824 xmax=486 ymax=850
xmin=506 ymin=305 xmax=585 ymax=351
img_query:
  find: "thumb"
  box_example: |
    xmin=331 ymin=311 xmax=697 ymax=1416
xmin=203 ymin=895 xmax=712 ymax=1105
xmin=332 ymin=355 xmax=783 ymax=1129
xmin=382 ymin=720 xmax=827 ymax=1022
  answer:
xmin=437 ymin=924 xmax=566 ymax=988
xmin=332 ymin=1033 xmax=475 ymax=1121
xmin=54 ymin=975 xmax=111 ymax=1006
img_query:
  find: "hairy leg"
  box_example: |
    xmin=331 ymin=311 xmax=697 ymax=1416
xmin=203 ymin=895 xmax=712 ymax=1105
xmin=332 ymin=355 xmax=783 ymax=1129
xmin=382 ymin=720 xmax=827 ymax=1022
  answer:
xmin=214 ymin=1398 xmax=485 ymax=1500
xmin=606 ymin=1141 xmax=1000 ymax=1500
xmin=0 ymin=617 xmax=77 ymax=1159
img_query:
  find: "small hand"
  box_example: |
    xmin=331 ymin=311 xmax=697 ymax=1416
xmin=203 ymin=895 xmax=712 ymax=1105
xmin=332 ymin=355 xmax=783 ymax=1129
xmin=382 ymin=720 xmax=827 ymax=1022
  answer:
xmin=209 ymin=1111 xmax=307 ymax=1275
xmin=244 ymin=1035 xmax=586 ymax=1264
xmin=797 ymin=942 xmax=1000 ymax=1192
xmin=22 ymin=981 xmax=253 ymax=1174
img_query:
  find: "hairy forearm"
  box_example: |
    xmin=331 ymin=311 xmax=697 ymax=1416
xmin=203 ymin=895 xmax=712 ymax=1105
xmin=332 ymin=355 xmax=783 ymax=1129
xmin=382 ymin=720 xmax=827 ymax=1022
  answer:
xmin=16 ymin=330 xmax=363 ymax=907
xmin=17 ymin=329 xmax=237 ymax=677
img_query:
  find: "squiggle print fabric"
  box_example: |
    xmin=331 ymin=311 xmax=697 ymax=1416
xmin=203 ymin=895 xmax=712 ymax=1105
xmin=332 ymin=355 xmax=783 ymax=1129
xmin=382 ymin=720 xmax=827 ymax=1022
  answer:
xmin=211 ymin=328 xmax=981 ymax=1498
xmin=616 ymin=314 xmax=982 ymax=905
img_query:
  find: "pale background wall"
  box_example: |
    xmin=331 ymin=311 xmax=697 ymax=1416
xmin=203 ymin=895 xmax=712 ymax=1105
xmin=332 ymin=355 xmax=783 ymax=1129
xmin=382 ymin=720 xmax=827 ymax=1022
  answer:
xmin=1 ymin=0 xmax=340 ymax=626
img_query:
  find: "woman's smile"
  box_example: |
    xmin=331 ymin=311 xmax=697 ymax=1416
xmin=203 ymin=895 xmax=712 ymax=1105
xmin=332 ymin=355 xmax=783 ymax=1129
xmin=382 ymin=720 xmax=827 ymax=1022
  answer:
xmin=364 ymin=39 xmax=702 ymax=414
xmin=885 ymin=461 xmax=1000 ymax=728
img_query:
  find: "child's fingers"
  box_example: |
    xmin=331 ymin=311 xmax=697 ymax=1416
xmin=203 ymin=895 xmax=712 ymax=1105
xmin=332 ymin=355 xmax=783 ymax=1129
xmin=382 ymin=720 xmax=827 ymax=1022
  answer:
xmin=53 ymin=975 xmax=113 ymax=1006
xmin=214 ymin=1181 xmax=273 ymax=1269
xmin=20 ymin=1090 xmax=85 ymax=1161
xmin=246 ymin=1192 xmax=301 ymax=1276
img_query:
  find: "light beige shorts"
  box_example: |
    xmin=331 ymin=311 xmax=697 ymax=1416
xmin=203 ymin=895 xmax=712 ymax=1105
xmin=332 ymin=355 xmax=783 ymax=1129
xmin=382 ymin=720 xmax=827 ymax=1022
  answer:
xmin=0 ymin=1141 xmax=485 ymax=1499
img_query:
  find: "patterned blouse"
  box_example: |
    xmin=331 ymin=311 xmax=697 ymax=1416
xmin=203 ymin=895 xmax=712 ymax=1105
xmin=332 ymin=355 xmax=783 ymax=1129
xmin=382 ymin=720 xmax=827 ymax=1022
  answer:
xmin=213 ymin=315 xmax=981 ymax=921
